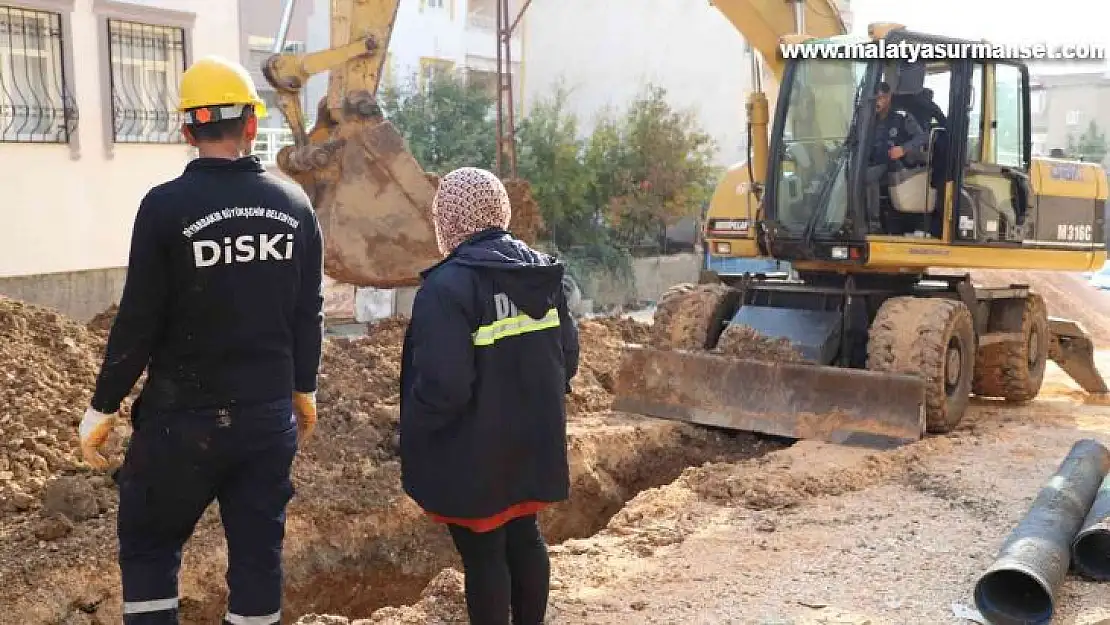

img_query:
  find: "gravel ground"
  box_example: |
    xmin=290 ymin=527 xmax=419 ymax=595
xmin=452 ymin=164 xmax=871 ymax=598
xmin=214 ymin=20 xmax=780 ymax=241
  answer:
xmin=535 ymin=359 xmax=1110 ymax=625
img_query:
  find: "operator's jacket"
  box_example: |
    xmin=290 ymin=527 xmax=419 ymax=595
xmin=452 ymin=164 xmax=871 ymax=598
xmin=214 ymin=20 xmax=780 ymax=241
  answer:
xmin=89 ymin=155 xmax=325 ymax=423
xmin=869 ymin=109 xmax=929 ymax=166
xmin=399 ymin=228 xmax=580 ymax=520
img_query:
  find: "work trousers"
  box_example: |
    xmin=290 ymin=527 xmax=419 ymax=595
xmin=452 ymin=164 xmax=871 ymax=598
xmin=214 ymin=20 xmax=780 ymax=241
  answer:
xmin=446 ymin=515 xmax=551 ymax=625
xmin=115 ymin=397 xmax=298 ymax=625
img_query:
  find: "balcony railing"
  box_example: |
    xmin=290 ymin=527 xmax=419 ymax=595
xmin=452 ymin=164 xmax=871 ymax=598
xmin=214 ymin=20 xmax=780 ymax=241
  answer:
xmin=253 ymin=126 xmax=295 ymax=164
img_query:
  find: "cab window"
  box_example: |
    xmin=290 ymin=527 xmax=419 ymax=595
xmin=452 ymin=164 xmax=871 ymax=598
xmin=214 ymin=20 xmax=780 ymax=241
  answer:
xmin=992 ymin=63 xmax=1025 ymax=168
xmin=966 ymin=64 xmax=983 ymax=163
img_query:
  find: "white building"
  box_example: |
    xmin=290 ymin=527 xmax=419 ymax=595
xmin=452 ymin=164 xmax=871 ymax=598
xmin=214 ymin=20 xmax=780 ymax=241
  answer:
xmin=304 ymin=0 xmax=523 ymax=112
xmin=0 ymin=0 xmax=240 ymax=319
xmin=0 ymin=0 xmax=851 ymax=320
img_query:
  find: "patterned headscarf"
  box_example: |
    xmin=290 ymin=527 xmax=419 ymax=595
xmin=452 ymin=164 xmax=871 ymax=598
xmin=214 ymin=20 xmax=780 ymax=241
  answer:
xmin=431 ymin=167 xmax=512 ymax=256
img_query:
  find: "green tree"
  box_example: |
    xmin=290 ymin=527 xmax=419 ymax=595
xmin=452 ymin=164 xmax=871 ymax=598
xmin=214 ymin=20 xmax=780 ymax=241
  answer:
xmin=514 ymin=82 xmax=600 ymax=249
xmin=1066 ymin=120 xmax=1109 ymax=164
xmin=584 ymin=85 xmax=721 ymax=252
xmin=378 ymin=70 xmax=497 ymax=173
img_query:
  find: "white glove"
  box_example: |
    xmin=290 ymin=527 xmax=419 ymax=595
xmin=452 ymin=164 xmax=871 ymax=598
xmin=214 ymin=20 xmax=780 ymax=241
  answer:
xmin=79 ymin=407 xmax=118 ymax=470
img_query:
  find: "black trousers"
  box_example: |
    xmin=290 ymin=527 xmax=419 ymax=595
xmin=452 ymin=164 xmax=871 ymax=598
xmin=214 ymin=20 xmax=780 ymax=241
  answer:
xmin=115 ymin=397 xmax=298 ymax=625
xmin=446 ymin=515 xmax=551 ymax=625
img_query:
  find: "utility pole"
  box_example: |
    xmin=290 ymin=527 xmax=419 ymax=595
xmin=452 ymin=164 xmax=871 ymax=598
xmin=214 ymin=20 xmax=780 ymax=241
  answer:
xmin=494 ymin=0 xmax=533 ymax=178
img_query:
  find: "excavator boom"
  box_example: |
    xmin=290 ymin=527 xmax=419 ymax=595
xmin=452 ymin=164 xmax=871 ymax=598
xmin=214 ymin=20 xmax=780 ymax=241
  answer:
xmin=263 ymin=0 xmax=441 ymax=288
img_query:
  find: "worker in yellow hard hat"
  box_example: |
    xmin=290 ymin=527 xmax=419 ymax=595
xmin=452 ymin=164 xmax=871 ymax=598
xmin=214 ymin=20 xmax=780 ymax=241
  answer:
xmin=78 ymin=54 xmax=323 ymax=625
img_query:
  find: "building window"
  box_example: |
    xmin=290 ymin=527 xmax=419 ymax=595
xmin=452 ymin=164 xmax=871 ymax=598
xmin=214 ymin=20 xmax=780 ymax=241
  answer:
xmin=426 ymin=0 xmax=445 ymax=8
xmin=1066 ymin=109 xmax=1081 ymax=126
xmin=106 ymin=18 xmax=186 ymax=143
xmin=0 ymin=5 xmax=77 ymax=143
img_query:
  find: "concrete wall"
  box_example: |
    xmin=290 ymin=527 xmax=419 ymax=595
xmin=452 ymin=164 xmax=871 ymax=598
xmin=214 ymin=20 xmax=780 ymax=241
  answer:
xmin=631 ymin=253 xmax=700 ymax=302
xmin=0 ymin=268 xmax=126 ymax=321
xmin=382 ymin=253 xmax=700 ymax=319
xmin=0 ymin=0 xmax=240 ymax=281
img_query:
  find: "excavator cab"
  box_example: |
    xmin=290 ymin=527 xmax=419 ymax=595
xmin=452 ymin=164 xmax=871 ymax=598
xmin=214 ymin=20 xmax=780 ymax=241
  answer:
xmin=613 ymin=28 xmax=1108 ymax=447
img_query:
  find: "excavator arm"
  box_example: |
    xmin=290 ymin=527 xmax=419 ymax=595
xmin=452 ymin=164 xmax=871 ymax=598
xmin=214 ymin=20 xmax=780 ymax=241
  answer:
xmin=259 ymin=0 xmax=846 ymax=288
xmin=262 ymin=0 xmax=440 ymax=288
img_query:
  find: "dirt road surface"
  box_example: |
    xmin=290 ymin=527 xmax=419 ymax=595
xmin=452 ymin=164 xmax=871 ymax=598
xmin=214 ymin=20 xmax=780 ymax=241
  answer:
xmin=6 ymin=270 xmax=1110 ymax=625
xmin=296 ymin=363 xmax=1110 ymax=624
xmin=537 ymin=361 xmax=1110 ymax=625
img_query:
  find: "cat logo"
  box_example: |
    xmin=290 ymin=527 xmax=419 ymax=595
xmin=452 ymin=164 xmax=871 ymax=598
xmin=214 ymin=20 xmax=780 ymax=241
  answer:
xmin=1049 ymin=163 xmax=1082 ymax=181
xmin=1057 ymin=224 xmax=1093 ymax=242
xmin=193 ymin=234 xmax=295 ymax=267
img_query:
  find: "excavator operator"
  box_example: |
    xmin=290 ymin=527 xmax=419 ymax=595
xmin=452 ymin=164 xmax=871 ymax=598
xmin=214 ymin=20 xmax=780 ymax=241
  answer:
xmin=865 ymin=81 xmax=929 ymax=232
xmin=77 ymin=56 xmax=324 ymax=625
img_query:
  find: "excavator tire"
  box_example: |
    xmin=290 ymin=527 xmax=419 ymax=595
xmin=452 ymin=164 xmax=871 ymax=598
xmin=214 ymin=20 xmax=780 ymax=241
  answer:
xmin=651 ymin=283 xmax=733 ymax=350
xmin=971 ymin=294 xmax=1049 ymax=403
xmin=867 ymin=296 xmax=976 ymax=434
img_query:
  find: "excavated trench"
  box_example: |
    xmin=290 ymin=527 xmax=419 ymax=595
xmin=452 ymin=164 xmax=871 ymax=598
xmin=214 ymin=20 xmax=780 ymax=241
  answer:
xmin=272 ymin=419 xmax=787 ymax=622
xmin=0 ymin=298 xmax=795 ymax=624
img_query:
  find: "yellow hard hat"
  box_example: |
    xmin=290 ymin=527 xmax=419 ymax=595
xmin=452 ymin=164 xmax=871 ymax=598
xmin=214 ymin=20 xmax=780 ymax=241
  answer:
xmin=177 ymin=55 xmax=268 ymax=120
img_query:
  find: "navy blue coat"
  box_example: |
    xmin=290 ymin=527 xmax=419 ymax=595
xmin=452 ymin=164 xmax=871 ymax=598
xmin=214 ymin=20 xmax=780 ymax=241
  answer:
xmin=399 ymin=228 xmax=579 ymax=519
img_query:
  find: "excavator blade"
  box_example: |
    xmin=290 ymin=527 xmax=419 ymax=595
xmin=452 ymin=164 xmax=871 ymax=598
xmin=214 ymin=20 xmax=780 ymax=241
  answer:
xmin=612 ymin=345 xmax=926 ymax=448
xmin=302 ymin=119 xmax=443 ymax=288
xmin=1048 ymin=317 xmax=1109 ymax=394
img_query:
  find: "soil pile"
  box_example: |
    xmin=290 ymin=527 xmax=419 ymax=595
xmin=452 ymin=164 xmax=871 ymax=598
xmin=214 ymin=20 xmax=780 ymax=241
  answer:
xmin=714 ymin=324 xmax=806 ymax=363
xmin=86 ymin=304 xmax=118 ymax=335
xmin=503 ymin=178 xmax=544 ymax=245
xmin=586 ymin=315 xmax=653 ymax=345
xmin=0 ymin=297 xmax=116 ymax=512
xmin=566 ymin=318 xmax=652 ymax=415
xmin=971 ymin=270 xmax=1110 ymax=346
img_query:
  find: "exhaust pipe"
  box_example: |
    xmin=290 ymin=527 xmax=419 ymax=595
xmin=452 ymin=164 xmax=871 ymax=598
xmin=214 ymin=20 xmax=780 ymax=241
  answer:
xmin=1072 ymin=471 xmax=1110 ymax=581
xmin=973 ymin=438 xmax=1110 ymax=625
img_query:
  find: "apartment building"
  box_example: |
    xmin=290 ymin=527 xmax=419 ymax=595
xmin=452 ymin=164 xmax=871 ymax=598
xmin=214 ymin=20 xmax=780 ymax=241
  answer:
xmin=1030 ymin=69 xmax=1110 ymax=163
xmin=0 ymin=0 xmax=239 ymax=319
xmin=303 ymin=0 xmax=523 ymax=119
xmin=238 ymin=0 xmax=312 ymax=165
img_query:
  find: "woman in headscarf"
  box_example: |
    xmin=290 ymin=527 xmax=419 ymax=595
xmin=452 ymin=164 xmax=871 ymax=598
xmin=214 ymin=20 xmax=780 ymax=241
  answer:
xmin=399 ymin=167 xmax=580 ymax=624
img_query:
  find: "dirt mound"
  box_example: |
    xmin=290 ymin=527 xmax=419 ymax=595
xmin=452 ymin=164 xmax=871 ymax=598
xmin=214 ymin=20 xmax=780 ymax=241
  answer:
xmin=0 ymin=295 xmax=673 ymax=624
xmin=714 ymin=324 xmax=805 ymax=363
xmin=970 ymin=270 xmax=1110 ymax=347
xmin=503 ymin=178 xmax=544 ymax=245
xmin=86 ymin=304 xmax=118 ymax=335
xmin=566 ymin=318 xmax=651 ymax=415
xmin=0 ymin=297 xmax=118 ymax=510
xmin=587 ymin=315 xmax=653 ymax=345
xmin=652 ymin=283 xmax=730 ymax=349
xmin=678 ymin=438 xmax=951 ymax=511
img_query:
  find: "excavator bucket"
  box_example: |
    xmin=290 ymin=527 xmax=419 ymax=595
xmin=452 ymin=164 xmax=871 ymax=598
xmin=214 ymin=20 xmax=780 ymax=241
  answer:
xmin=281 ymin=116 xmax=443 ymax=288
xmin=612 ymin=345 xmax=927 ymax=448
xmin=1048 ymin=317 xmax=1109 ymax=394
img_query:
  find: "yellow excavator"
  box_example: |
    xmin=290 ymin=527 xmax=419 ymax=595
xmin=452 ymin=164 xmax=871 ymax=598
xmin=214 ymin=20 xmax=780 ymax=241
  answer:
xmin=261 ymin=0 xmax=1108 ymax=447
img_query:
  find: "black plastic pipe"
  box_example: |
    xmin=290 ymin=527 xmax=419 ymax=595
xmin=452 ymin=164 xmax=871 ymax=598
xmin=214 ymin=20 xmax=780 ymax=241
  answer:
xmin=1072 ymin=471 xmax=1110 ymax=581
xmin=973 ymin=438 xmax=1110 ymax=625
